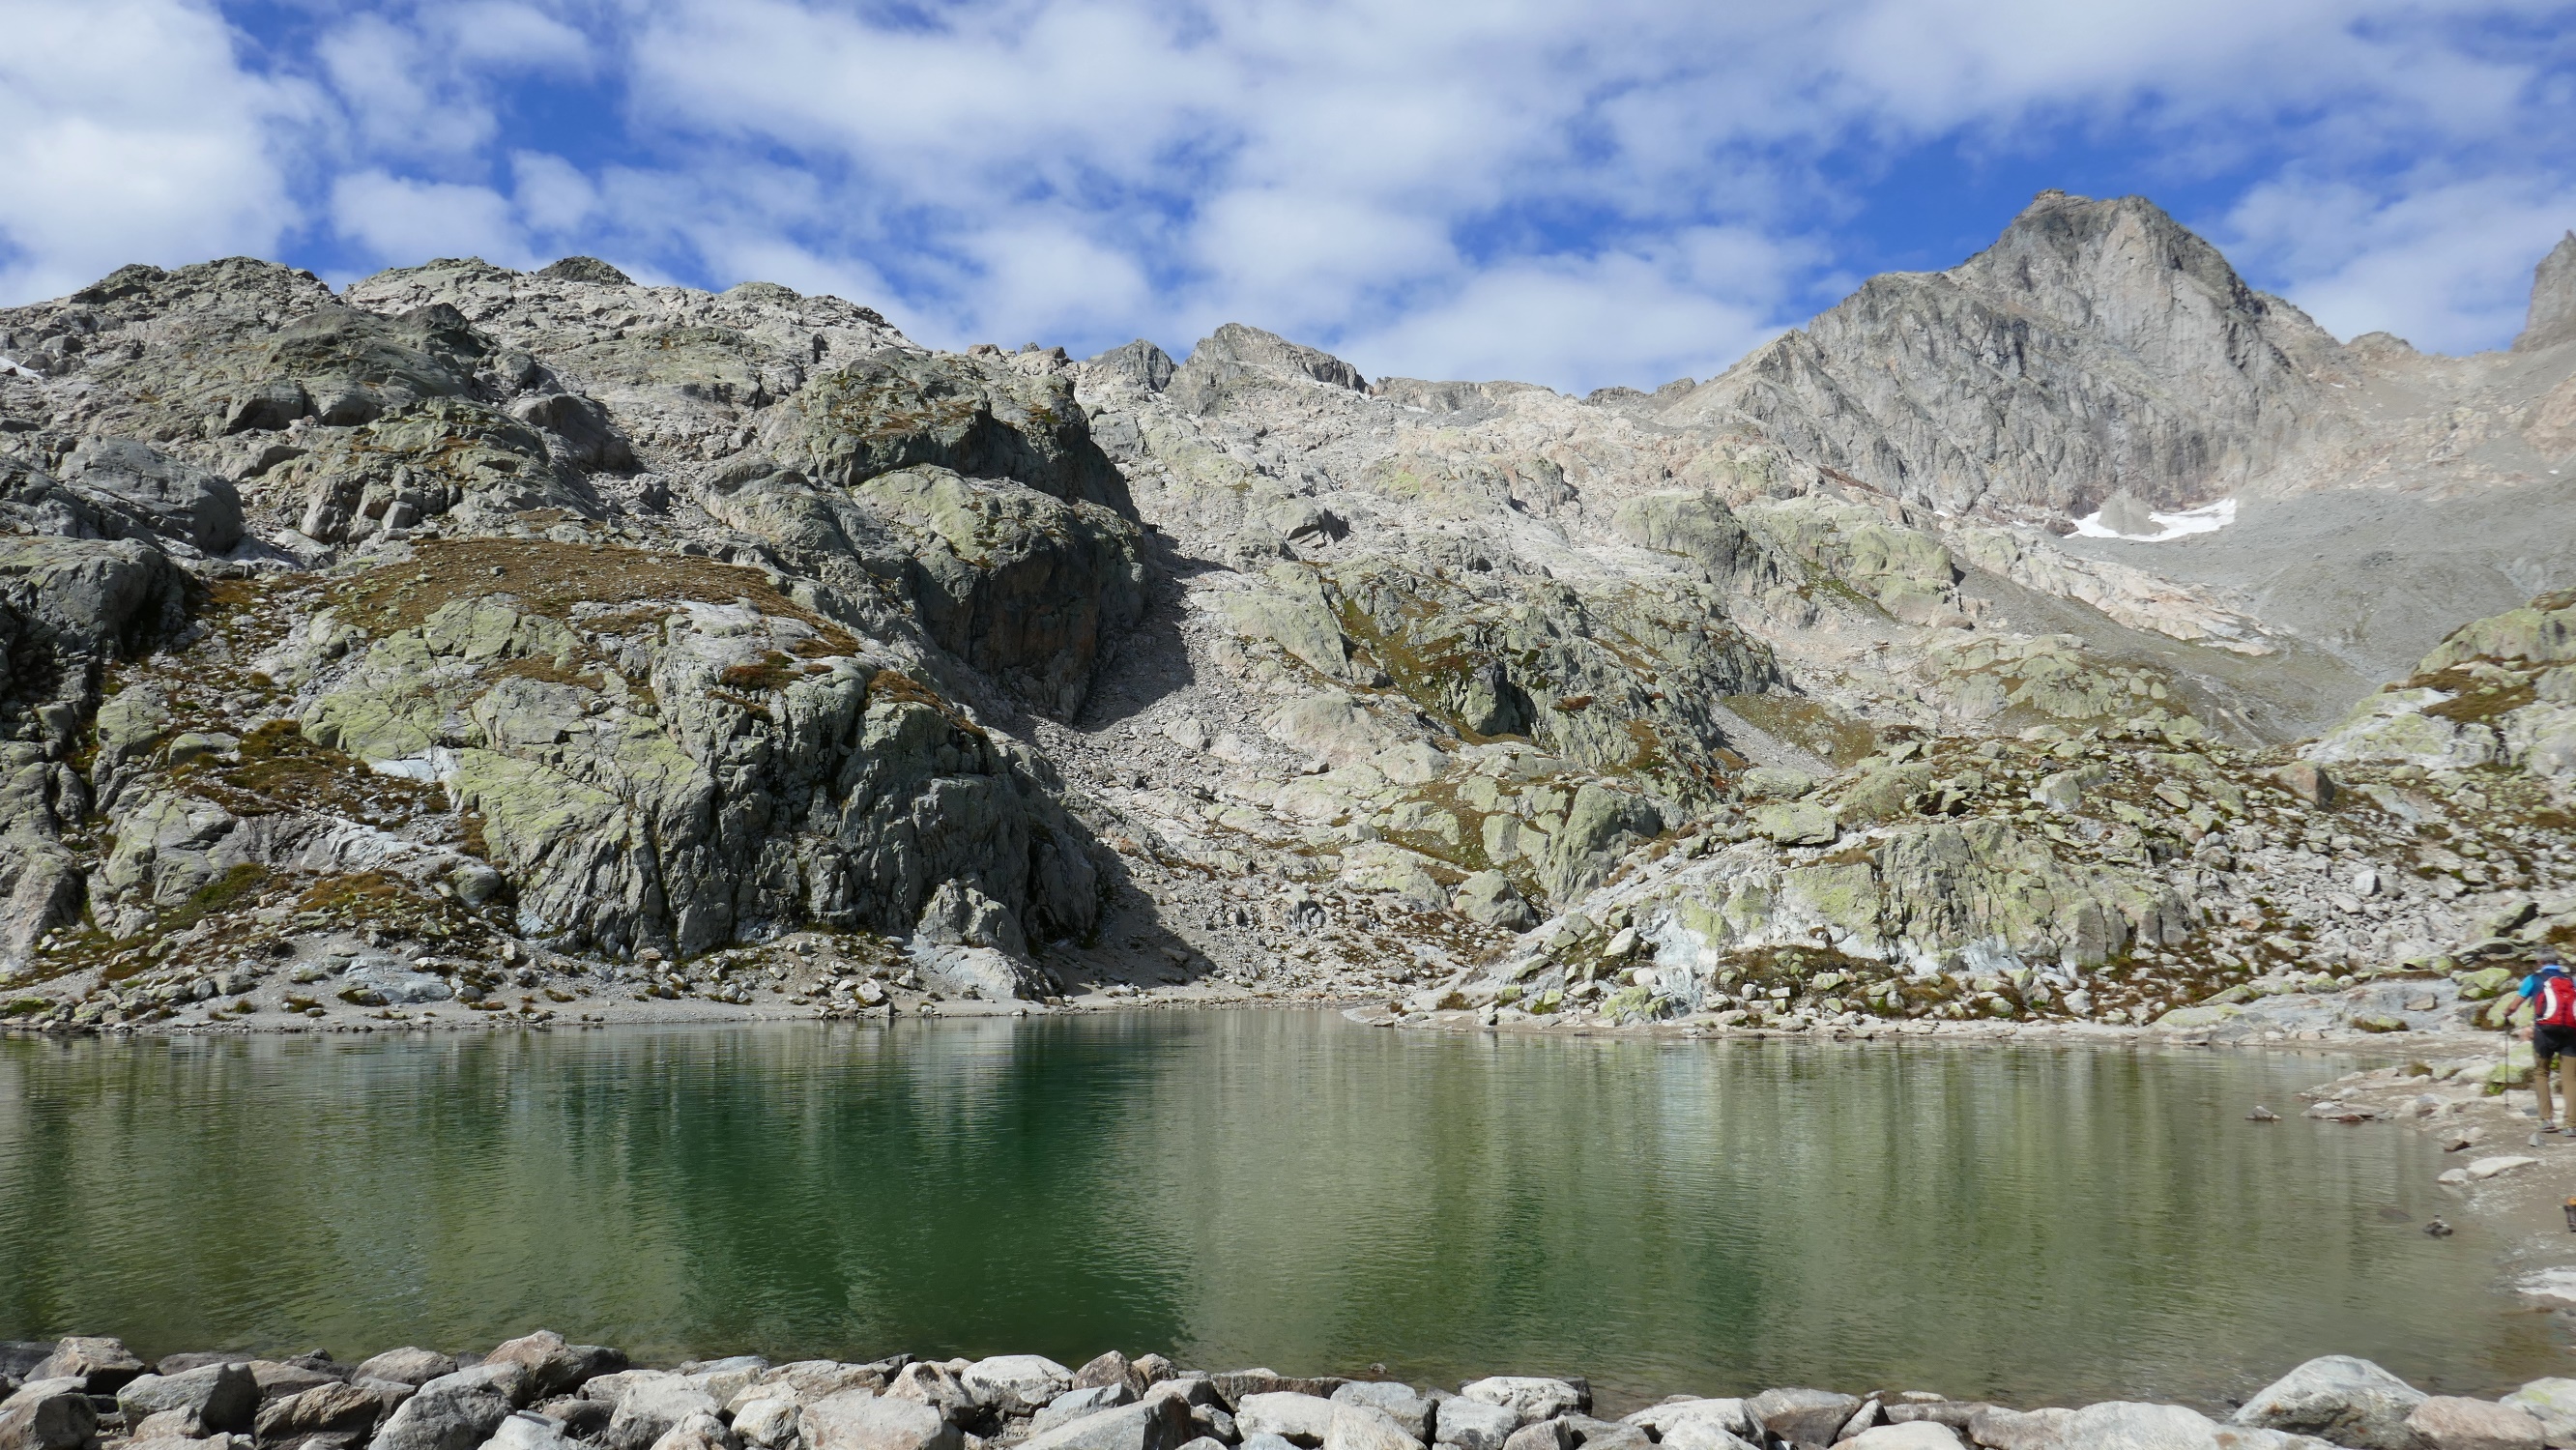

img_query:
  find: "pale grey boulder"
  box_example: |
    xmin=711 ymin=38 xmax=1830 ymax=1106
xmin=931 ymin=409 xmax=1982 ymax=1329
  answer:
xmin=247 ymin=1359 xmax=344 ymax=1403
xmin=0 ymin=1382 xmax=96 ymax=1450
xmin=1959 ymin=1406 xmax=2070 ymax=1450
xmin=1617 ymin=1402 xmax=1751 ymax=1442
xmin=1458 ymin=1379 xmax=1583 ymax=1428
xmin=737 ymin=1363 xmax=892 ymax=1409
xmin=649 ymin=1408 xmax=741 ymax=1450
xmin=1498 ymin=1423 xmax=1570 ymax=1450
xmin=1238 ymin=1396 xmax=1339 ymax=1447
xmin=802 ymin=1392 xmax=960 ymax=1450
xmin=31 ymin=1337 xmax=147 ymax=1394
xmin=483 ymin=1332 xmax=625 ymax=1401
xmin=367 ymin=1373 xmax=512 ymax=1450
xmin=119 ymin=1364 xmax=259 ymax=1433
xmin=883 ymin=1363 xmax=978 ymax=1424
xmin=1069 ymin=1356 xmax=1140 ymax=1397
xmin=1328 ymin=1405 xmax=1423 ymax=1450
xmin=355 ymin=1351 xmax=455 ymax=1391
xmin=534 ymin=1397 xmax=612 ymax=1440
xmin=1018 ymin=1395 xmax=1195 ymax=1450
xmin=2232 ymin=1356 xmax=2427 ymax=1450
xmin=962 ymin=1356 xmax=1071 ymax=1415
xmin=1433 ymin=1400 xmax=1518 ymax=1450
xmin=1034 ymin=1386 xmax=1139 ymax=1437
xmin=434 ymin=1363 xmax=535 ymax=1409
xmin=2504 ymin=1380 xmax=2576 ymax=1448
xmin=678 ymin=1361 xmax=770 ymax=1410
xmin=488 ymin=1411 xmax=582 ymax=1450
xmin=255 ymin=1380 xmax=412 ymax=1441
xmin=2407 ymin=1398 xmax=2545 ymax=1450
xmin=603 ymin=1378 xmax=723 ymax=1450
xmin=1452 ymin=871 xmax=1538 ymax=932
xmin=0 ymin=1381 xmax=82 ymax=1412
xmin=1746 ymin=1389 xmax=1860 ymax=1448
xmin=732 ymin=1398 xmax=802 ymax=1450
xmin=55 ymin=440 xmax=244 ymax=556
xmin=1331 ymin=1384 xmax=1433 ymax=1442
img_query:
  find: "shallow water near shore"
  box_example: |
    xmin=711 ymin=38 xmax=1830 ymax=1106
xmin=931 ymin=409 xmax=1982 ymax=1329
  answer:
xmin=0 ymin=1011 xmax=2562 ymax=1410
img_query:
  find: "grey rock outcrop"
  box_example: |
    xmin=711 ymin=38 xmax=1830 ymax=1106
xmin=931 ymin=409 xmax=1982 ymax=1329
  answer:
xmin=2231 ymin=1355 xmax=2427 ymax=1450
xmin=1169 ymin=325 xmax=1367 ymax=414
xmin=0 ymin=1385 xmax=96 ymax=1450
xmin=29 ymin=1337 xmax=147 ymax=1394
xmin=355 ymin=1350 xmax=456 ymax=1390
xmin=1662 ymin=191 xmax=2338 ymax=519
xmin=1019 ymin=1396 xmax=1196 ymax=1450
xmin=1746 ymin=1389 xmax=1859 ymax=1447
xmin=118 ymin=1364 xmax=259 ymax=1433
xmin=8 ymin=190 xmax=2576 ymax=1029
xmin=2517 ymin=234 xmax=2576 ymax=352
xmin=368 ymin=1371 xmax=513 ymax=1450
xmin=803 ymin=1391 xmax=961 ymax=1450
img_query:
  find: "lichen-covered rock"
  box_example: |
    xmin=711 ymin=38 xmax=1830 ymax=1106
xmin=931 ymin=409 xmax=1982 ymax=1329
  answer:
xmin=760 ymin=351 xmax=1129 ymax=513
xmin=1454 ymin=870 xmax=1538 ymax=931
xmin=1739 ymin=496 xmax=1962 ymax=624
xmin=2303 ymin=689 xmax=2497 ymax=769
xmin=279 ymin=398 xmax=605 ymax=544
xmin=1217 ymin=552 xmax=1776 ymax=801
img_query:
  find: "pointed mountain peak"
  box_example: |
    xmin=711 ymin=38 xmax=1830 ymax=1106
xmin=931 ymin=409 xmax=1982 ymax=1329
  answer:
xmin=1956 ymin=189 xmax=2249 ymax=317
xmin=2513 ymin=231 xmax=2576 ymax=352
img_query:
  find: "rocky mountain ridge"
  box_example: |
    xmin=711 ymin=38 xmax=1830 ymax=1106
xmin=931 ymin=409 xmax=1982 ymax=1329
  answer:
xmin=2 ymin=190 xmax=2573 ymax=1035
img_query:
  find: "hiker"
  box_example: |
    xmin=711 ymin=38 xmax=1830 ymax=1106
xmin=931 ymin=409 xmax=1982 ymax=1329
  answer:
xmin=2520 ymin=960 xmax=2576 ymax=1132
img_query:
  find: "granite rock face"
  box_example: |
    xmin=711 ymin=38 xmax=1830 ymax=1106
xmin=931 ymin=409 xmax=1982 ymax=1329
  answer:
xmin=1659 ymin=191 xmax=2341 ymax=520
xmin=2518 ymin=234 xmax=2576 ymax=353
xmin=5 ymin=192 xmax=2576 ymax=1024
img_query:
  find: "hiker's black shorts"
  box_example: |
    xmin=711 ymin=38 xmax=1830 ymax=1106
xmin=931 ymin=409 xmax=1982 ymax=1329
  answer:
xmin=2537 ymin=1025 xmax=2576 ymax=1062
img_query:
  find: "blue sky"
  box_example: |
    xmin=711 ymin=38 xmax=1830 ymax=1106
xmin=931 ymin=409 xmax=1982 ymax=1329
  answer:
xmin=3 ymin=0 xmax=2573 ymax=392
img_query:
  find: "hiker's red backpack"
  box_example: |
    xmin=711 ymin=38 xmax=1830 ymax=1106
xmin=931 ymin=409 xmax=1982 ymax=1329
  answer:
xmin=2539 ymin=972 xmax=2576 ymax=1029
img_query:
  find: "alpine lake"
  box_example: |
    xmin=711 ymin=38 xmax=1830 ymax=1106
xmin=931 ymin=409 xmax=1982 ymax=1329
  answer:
xmin=3 ymin=1011 xmax=2566 ymax=1412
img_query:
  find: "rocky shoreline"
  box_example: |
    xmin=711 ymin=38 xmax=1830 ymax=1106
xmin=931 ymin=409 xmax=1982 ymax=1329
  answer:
xmin=2 ymin=1333 xmax=2569 ymax=1450
xmin=0 ymin=918 xmax=2551 ymax=1044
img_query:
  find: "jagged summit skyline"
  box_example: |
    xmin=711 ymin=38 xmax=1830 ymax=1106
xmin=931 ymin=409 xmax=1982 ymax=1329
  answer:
xmin=4 ymin=2 xmax=2573 ymax=391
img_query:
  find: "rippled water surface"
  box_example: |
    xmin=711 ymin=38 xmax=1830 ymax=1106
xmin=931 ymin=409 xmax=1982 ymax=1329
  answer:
xmin=0 ymin=1013 xmax=2556 ymax=1409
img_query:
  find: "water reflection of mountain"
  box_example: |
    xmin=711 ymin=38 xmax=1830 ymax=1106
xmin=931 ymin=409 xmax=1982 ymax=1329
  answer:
xmin=0 ymin=1017 xmax=2550 ymax=1410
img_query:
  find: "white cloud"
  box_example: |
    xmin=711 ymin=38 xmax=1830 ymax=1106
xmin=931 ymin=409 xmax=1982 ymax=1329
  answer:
xmin=331 ymin=170 xmax=526 ymax=267
xmin=1338 ymin=229 xmax=1809 ymax=392
xmin=510 ymin=151 xmax=600 ymax=238
xmin=0 ymin=0 xmax=305 ymax=301
xmin=2214 ymin=174 xmax=2576 ymax=352
xmin=3 ymin=0 xmax=2571 ymax=380
xmin=317 ymin=13 xmax=498 ymax=160
xmin=433 ymin=2 xmax=593 ymax=72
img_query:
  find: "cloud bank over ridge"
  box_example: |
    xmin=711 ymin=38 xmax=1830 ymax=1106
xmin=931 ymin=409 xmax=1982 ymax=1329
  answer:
xmin=2 ymin=0 xmax=2572 ymax=392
